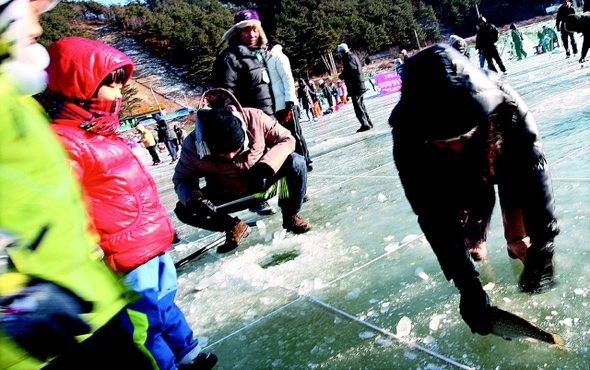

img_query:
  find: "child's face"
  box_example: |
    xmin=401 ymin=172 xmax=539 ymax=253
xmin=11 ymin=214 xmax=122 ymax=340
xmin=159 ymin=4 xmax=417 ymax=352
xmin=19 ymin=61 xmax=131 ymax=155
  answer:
xmin=96 ymin=82 xmax=123 ymax=101
xmin=240 ymin=26 xmax=260 ymax=47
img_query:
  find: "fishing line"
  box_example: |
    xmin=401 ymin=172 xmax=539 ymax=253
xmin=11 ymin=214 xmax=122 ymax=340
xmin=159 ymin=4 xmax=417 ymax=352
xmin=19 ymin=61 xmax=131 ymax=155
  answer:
xmin=310 ymin=162 xmax=395 ymax=196
xmin=549 ymin=142 xmax=590 ymax=167
xmin=308 ymin=297 xmax=475 ymax=370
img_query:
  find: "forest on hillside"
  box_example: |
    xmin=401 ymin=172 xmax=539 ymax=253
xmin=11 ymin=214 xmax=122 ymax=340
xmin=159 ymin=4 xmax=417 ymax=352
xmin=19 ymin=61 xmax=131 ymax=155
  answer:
xmin=39 ymin=0 xmax=565 ymax=88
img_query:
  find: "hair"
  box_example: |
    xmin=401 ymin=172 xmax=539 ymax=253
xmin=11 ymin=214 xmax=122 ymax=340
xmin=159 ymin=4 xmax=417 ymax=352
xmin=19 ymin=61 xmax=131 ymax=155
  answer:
xmin=101 ymin=67 xmax=129 ymax=87
xmin=93 ymin=67 xmax=129 ymax=98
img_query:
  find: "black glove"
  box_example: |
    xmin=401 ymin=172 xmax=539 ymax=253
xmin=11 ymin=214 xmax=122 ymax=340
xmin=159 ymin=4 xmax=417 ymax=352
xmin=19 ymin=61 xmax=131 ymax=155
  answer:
xmin=285 ymin=101 xmax=294 ymax=112
xmin=520 ymin=241 xmax=555 ymax=293
xmin=246 ymin=162 xmax=274 ymax=193
xmin=0 ymin=281 xmax=92 ymax=361
xmin=186 ymin=197 xmax=217 ymax=218
xmin=456 ymin=277 xmax=493 ymax=335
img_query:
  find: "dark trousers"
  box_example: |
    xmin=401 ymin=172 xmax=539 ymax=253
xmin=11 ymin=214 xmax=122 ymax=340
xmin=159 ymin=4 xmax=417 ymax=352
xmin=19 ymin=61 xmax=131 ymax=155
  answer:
xmin=146 ymin=145 xmax=161 ymax=164
xmin=484 ymin=47 xmax=506 ymax=73
xmin=46 ymin=311 xmax=154 ymax=370
xmin=165 ymin=140 xmax=178 ymax=161
xmin=276 ymin=108 xmax=312 ymax=166
xmin=350 ymin=92 xmax=373 ymax=128
xmin=561 ymin=31 xmax=578 ymax=56
xmin=175 ymin=153 xmax=307 ymax=231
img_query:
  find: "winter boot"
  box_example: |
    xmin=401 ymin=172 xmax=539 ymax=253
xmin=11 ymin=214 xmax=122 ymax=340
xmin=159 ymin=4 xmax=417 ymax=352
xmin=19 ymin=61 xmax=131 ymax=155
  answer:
xmin=217 ymin=220 xmax=250 ymax=253
xmin=520 ymin=241 xmax=555 ymax=293
xmin=283 ymin=214 xmax=312 ymax=234
xmin=179 ymin=352 xmax=218 ymax=370
xmin=249 ymin=201 xmax=277 ymax=216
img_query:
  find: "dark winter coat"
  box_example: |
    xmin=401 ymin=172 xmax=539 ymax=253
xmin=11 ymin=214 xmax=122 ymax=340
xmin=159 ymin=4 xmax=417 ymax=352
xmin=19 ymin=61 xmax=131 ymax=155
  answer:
xmin=476 ymin=23 xmax=499 ymax=51
xmin=211 ymin=44 xmax=274 ymax=116
xmin=297 ymin=83 xmax=313 ymax=110
xmin=389 ymin=44 xmax=558 ymax=282
xmin=556 ymin=3 xmax=576 ymax=32
xmin=565 ymin=13 xmax=590 ymax=60
xmin=339 ymin=51 xmax=366 ymax=95
xmin=156 ymin=120 xmax=175 ymax=142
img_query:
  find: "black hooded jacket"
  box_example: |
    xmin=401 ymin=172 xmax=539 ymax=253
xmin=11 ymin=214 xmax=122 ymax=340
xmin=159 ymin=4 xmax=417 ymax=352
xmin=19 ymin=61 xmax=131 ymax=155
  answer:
xmin=211 ymin=43 xmax=274 ymax=116
xmin=389 ymin=44 xmax=558 ymax=282
xmin=339 ymin=51 xmax=366 ymax=95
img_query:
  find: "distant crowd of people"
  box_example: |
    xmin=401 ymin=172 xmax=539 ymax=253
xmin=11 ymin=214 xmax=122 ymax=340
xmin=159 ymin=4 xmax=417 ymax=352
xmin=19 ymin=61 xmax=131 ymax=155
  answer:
xmin=3 ymin=0 xmax=581 ymax=368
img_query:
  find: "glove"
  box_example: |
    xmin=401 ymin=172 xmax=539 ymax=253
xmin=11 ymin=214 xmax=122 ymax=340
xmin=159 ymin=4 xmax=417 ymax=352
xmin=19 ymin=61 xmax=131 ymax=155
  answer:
xmin=520 ymin=241 xmax=554 ymax=293
xmin=186 ymin=197 xmax=217 ymax=218
xmin=0 ymin=281 xmax=92 ymax=361
xmin=456 ymin=277 xmax=493 ymax=335
xmin=246 ymin=162 xmax=274 ymax=193
xmin=284 ymin=102 xmax=295 ymax=122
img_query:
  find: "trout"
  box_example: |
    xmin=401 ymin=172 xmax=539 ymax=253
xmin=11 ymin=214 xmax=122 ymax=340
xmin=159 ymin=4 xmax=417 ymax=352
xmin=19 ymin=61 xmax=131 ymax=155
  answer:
xmin=489 ymin=306 xmax=567 ymax=349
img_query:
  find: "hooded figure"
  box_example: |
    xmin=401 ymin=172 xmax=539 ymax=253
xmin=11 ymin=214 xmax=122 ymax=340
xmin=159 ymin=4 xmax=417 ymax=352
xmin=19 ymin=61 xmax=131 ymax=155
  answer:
xmin=211 ymin=9 xmax=274 ymax=117
xmin=137 ymin=123 xmax=161 ymax=165
xmin=475 ymin=16 xmax=506 ymax=74
xmin=390 ymin=44 xmax=559 ymax=336
xmin=37 ymin=37 xmax=217 ymax=370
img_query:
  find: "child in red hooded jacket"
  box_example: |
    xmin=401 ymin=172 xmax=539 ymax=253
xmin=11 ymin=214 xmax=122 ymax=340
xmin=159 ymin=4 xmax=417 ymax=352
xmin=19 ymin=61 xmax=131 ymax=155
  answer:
xmin=36 ymin=37 xmax=217 ymax=370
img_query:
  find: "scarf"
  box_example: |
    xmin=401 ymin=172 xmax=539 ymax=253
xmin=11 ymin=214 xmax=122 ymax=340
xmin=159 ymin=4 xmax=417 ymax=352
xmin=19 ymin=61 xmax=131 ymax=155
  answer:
xmin=36 ymin=89 xmax=122 ymax=136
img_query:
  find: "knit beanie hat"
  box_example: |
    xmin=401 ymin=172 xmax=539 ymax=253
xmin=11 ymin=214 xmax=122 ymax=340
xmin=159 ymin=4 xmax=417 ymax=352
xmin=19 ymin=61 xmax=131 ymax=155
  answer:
xmin=222 ymin=9 xmax=268 ymax=45
xmin=337 ymin=43 xmax=349 ymax=52
xmin=200 ymin=108 xmax=245 ymax=154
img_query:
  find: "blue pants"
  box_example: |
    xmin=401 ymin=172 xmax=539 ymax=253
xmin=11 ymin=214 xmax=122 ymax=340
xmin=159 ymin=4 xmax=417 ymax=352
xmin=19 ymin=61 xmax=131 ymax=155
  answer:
xmin=122 ymin=252 xmax=199 ymax=370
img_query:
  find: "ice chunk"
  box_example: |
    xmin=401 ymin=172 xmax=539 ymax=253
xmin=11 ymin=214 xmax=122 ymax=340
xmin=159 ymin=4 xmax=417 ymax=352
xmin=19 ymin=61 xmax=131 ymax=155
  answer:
xmin=483 ymin=282 xmax=495 ymax=291
xmin=396 ymin=316 xmax=412 ymax=337
xmin=560 ymin=318 xmax=573 ymax=327
xmin=256 ymin=220 xmax=266 ymax=236
xmin=429 ymin=314 xmax=446 ymax=331
xmin=503 ymin=297 xmax=512 ymax=303
xmin=345 ymin=288 xmax=361 ymax=300
xmin=359 ymin=331 xmax=375 ymax=339
xmin=264 ymin=231 xmax=273 ymax=242
xmin=574 ymin=288 xmax=585 ymax=295
xmin=378 ymin=193 xmax=387 ymax=202
xmin=403 ymin=351 xmax=417 ymax=360
xmin=385 ymin=242 xmax=400 ymax=252
xmin=415 ymin=267 xmax=429 ymax=281
xmin=375 ymin=336 xmax=392 ymax=347
xmin=424 ymin=336 xmax=435 ymax=344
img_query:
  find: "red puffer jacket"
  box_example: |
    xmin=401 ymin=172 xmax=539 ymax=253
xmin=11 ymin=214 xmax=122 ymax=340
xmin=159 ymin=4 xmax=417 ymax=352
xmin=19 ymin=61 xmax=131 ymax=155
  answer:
xmin=46 ymin=37 xmax=173 ymax=273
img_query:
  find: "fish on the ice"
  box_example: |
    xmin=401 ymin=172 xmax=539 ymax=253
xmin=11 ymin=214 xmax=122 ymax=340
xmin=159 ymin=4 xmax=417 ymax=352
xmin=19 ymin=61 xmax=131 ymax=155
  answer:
xmin=489 ymin=306 xmax=567 ymax=349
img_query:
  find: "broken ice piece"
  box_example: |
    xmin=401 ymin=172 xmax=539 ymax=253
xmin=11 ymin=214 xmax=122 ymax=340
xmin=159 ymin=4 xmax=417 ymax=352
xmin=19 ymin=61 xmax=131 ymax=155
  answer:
xmin=483 ymin=282 xmax=495 ymax=291
xmin=359 ymin=331 xmax=375 ymax=339
xmin=415 ymin=267 xmax=429 ymax=281
xmin=396 ymin=316 xmax=412 ymax=337
xmin=378 ymin=193 xmax=387 ymax=202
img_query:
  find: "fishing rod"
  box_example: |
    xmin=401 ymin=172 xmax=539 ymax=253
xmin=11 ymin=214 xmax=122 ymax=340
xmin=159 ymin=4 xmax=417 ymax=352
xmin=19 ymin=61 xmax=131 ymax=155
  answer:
xmin=174 ymin=178 xmax=289 ymax=269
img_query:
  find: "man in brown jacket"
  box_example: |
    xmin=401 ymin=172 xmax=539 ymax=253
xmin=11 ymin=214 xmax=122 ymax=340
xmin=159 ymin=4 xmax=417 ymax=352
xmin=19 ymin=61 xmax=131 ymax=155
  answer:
xmin=173 ymin=89 xmax=311 ymax=253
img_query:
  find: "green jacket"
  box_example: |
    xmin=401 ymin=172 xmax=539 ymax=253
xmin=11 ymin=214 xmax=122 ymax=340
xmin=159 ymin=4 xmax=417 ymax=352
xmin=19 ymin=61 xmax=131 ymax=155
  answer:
xmin=0 ymin=77 xmax=128 ymax=369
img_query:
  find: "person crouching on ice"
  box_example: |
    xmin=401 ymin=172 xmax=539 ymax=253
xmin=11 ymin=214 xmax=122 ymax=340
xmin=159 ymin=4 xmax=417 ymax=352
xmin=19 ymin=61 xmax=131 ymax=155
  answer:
xmin=389 ymin=44 xmax=559 ymax=336
xmin=173 ymin=88 xmax=312 ymax=253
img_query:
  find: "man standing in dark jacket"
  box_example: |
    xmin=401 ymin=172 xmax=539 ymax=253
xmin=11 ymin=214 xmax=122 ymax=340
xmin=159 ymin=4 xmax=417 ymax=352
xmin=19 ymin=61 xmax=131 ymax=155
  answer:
xmin=337 ymin=43 xmax=373 ymax=132
xmin=556 ymin=0 xmax=578 ymax=59
xmin=476 ymin=16 xmax=507 ymax=74
xmin=564 ymin=13 xmax=590 ymax=63
xmin=390 ymin=44 xmax=558 ymax=336
xmin=211 ymin=9 xmax=276 ymax=215
xmin=154 ymin=113 xmax=178 ymax=163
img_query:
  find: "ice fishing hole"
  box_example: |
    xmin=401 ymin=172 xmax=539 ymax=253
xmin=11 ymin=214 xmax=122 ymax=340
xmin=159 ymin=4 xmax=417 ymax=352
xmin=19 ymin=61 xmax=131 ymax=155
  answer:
xmin=258 ymin=250 xmax=301 ymax=269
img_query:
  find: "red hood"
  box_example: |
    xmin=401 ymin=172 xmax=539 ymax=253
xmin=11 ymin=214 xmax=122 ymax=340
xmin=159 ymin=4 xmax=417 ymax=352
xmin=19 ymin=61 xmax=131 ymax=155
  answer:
xmin=46 ymin=37 xmax=134 ymax=99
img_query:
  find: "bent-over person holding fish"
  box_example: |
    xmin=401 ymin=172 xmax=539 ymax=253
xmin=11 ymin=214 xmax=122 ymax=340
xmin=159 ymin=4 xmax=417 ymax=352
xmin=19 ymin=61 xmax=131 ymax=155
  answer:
xmin=389 ymin=44 xmax=559 ymax=336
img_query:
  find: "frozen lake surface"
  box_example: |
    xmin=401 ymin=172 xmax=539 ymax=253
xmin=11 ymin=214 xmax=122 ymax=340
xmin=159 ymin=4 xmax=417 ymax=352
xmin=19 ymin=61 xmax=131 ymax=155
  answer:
xmin=148 ymin=43 xmax=590 ymax=369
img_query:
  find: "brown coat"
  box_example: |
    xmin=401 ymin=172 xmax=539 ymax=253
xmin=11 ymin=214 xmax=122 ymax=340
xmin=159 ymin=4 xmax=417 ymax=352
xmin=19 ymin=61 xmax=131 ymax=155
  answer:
xmin=173 ymin=89 xmax=296 ymax=204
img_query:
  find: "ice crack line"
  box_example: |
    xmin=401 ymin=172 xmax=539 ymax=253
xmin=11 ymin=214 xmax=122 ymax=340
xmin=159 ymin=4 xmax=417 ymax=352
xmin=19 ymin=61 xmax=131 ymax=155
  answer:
xmin=199 ymin=234 xmax=481 ymax=370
